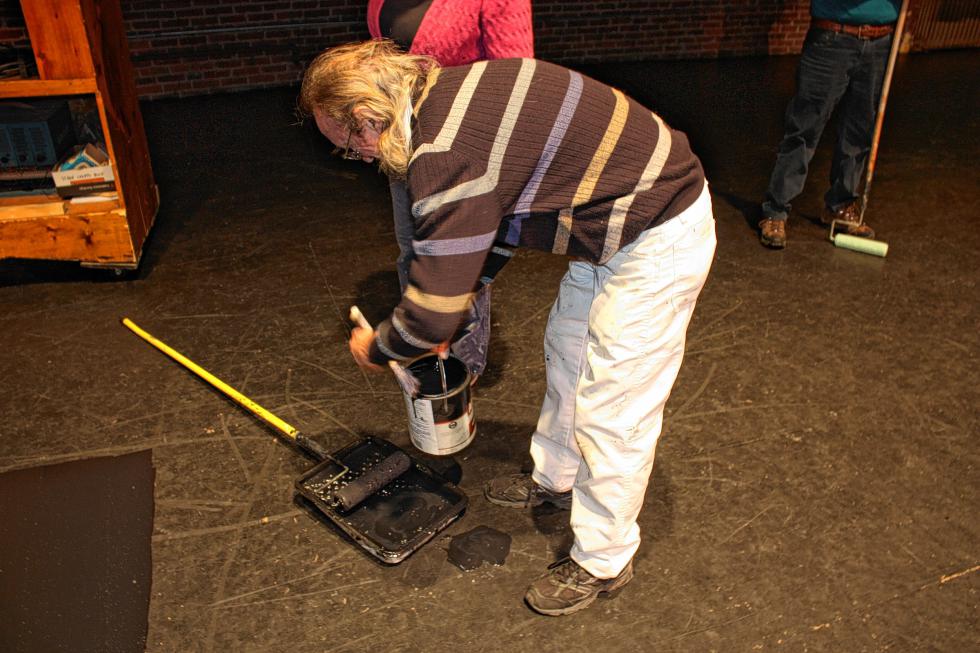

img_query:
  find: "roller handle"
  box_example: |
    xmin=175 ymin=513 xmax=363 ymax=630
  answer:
xmin=333 ymin=450 xmax=412 ymax=511
xmin=859 ymin=0 xmax=910 ymax=222
xmin=294 ymin=434 xmax=330 ymax=461
xmin=121 ymin=318 xmax=327 ymax=460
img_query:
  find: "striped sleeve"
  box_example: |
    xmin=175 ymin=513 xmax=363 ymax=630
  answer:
xmin=369 ymin=149 xmax=503 ymax=364
xmin=479 ymin=243 xmax=515 ymax=285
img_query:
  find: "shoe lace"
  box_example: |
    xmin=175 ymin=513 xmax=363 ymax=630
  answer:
xmin=547 ymin=557 xmax=588 ymax=587
xmin=522 ymin=475 xmax=540 ymax=506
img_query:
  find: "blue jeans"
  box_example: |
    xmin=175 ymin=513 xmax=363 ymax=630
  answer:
xmin=762 ymin=28 xmax=892 ymax=221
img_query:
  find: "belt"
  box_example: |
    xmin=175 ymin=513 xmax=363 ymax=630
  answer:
xmin=812 ymin=18 xmax=894 ymax=39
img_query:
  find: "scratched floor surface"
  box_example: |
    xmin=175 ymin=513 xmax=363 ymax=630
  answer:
xmin=0 ymin=52 xmax=977 ymax=652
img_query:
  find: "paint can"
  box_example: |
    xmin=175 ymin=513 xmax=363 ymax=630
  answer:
xmin=402 ymin=354 xmax=475 ymax=456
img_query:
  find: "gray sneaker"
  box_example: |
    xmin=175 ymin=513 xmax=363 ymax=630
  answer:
xmin=525 ymin=557 xmax=634 ymax=616
xmin=484 ymin=473 xmax=572 ymax=510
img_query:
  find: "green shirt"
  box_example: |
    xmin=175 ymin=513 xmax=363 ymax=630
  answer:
xmin=811 ymin=0 xmax=900 ymax=25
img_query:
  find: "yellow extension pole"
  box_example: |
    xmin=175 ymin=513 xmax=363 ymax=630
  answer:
xmin=121 ymin=317 xmax=299 ymax=440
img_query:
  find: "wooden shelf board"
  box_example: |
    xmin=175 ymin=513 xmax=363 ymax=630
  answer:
xmin=0 ymin=194 xmax=121 ymax=221
xmin=0 ymin=78 xmax=98 ymax=99
xmin=0 ymin=203 xmax=135 ymax=264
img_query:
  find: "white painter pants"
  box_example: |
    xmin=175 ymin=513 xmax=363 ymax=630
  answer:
xmin=530 ymin=184 xmax=716 ymax=579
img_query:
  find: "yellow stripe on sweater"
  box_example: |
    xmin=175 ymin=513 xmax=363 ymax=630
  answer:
xmin=576 ymin=88 xmax=629 ymax=205
xmin=553 ymin=208 xmax=574 ymax=255
xmin=404 ymin=285 xmax=474 ymax=314
xmin=553 ymin=88 xmax=629 ymax=255
xmin=600 ymin=111 xmax=672 ymax=262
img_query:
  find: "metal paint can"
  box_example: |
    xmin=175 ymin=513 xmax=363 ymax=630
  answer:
xmin=402 ymin=354 xmax=475 ymax=455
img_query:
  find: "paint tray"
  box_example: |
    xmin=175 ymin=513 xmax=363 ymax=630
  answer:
xmin=295 ymin=436 xmax=467 ymax=564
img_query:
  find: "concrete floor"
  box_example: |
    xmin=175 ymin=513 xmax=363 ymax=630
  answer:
xmin=1 ymin=51 xmax=977 ymax=651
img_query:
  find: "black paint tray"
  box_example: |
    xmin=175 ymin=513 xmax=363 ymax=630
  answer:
xmin=295 ymin=436 xmax=467 ymax=564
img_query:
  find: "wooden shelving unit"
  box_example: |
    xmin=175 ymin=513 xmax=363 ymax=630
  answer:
xmin=0 ymin=0 xmax=158 ymax=269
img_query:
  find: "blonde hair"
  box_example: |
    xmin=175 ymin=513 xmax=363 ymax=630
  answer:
xmin=299 ymin=40 xmax=439 ymax=177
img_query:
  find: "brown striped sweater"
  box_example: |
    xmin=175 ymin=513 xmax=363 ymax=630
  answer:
xmin=370 ymin=57 xmax=706 ymax=364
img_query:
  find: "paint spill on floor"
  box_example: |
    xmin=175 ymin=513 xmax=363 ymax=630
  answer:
xmin=448 ymin=525 xmax=512 ymax=571
xmin=0 ymin=451 xmax=154 ymax=653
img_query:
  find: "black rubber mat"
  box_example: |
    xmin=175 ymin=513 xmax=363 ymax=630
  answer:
xmin=0 ymin=451 xmax=154 ymax=653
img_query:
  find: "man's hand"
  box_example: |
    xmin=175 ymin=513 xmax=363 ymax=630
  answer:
xmin=349 ymin=326 xmax=384 ymax=372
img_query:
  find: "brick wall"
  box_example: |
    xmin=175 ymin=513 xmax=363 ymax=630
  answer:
xmin=0 ymin=0 xmax=920 ymax=99
xmin=122 ymin=0 xmax=370 ymax=97
xmin=533 ymin=0 xmax=812 ymax=62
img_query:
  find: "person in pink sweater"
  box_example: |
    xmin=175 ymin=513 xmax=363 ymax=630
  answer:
xmin=367 ymin=0 xmax=534 ymax=66
xmin=366 ymin=0 xmax=534 ymax=379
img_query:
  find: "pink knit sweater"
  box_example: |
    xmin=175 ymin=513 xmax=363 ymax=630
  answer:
xmin=367 ymin=0 xmax=534 ymax=66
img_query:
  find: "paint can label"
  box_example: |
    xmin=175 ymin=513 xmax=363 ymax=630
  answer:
xmin=404 ymin=394 xmax=475 ymax=456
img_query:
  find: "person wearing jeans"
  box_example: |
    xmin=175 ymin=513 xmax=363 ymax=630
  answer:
xmin=759 ymin=0 xmax=899 ymax=248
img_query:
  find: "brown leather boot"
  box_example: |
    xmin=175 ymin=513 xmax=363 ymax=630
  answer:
xmin=822 ymin=203 xmax=876 ymax=239
xmin=758 ymin=218 xmax=786 ymax=248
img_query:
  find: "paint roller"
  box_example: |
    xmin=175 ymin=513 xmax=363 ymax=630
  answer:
xmin=331 ymin=450 xmax=411 ymax=511
xmin=122 ymin=317 xmax=410 ymax=512
xmin=829 ymin=0 xmax=909 ymax=258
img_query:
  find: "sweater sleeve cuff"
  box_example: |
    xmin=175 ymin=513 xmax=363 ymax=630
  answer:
xmin=367 ymin=337 xmax=388 ymax=366
xmin=369 ymin=318 xmax=430 ymax=365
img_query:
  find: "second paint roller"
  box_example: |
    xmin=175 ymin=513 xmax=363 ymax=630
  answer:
xmin=828 ymin=0 xmax=909 ymax=258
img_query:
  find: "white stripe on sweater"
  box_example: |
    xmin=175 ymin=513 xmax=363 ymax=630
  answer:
xmin=412 ymin=59 xmax=537 ymax=219
xmin=600 ymin=112 xmax=672 ymax=262
xmin=410 ymin=62 xmax=487 ymax=164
